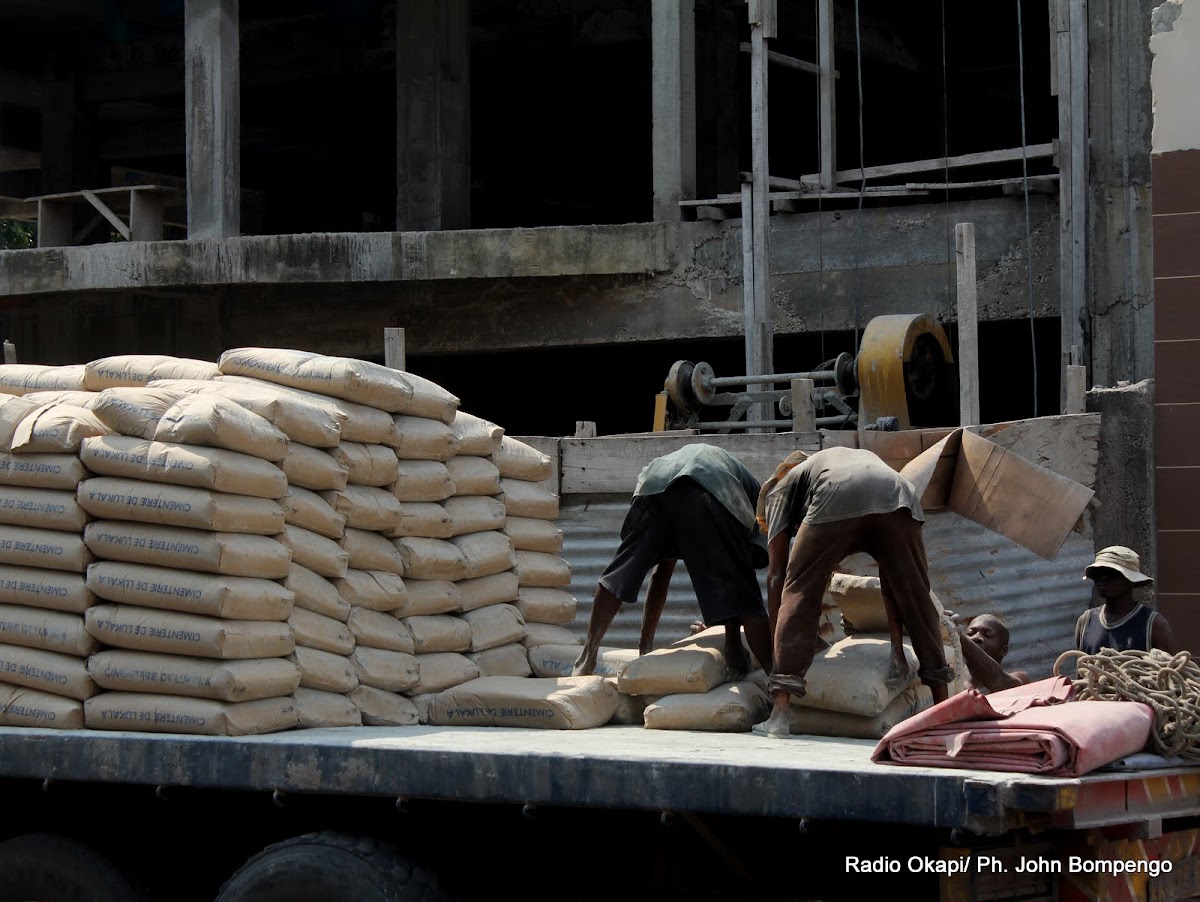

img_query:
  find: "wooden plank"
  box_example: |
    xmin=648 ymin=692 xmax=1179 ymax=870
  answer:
xmin=748 ymin=6 xmax=774 ymax=431
xmin=26 ymin=185 xmax=175 ymax=203
xmin=737 ymin=42 xmax=825 ymax=77
xmin=384 ymin=327 xmax=406 ymax=371
xmin=129 ymin=190 xmax=165 ymax=242
xmin=902 ymin=175 xmax=1060 ymax=191
xmin=683 ymin=187 xmax=928 ymax=207
xmin=791 ymin=378 xmax=815 ymax=432
xmin=1065 ymin=0 xmax=1089 ymax=393
xmin=574 ymin=421 xmax=598 ymax=438
xmin=798 ymin=144 xmax=1055 ymax=186
xmin=956 ymin=222 xmax=980 ymax=427
xmin=1065 ymin=365 xmax=1087 ymax=415
xmin=693 ymin=205 xmax=733 ymax=221
xmin=3 ymin=341 xmax=16 ymax=365
xmin=652 ymin=392 xmax=669 ymax=431
xmin=740 ymin=181 xmax=756 ymax=395
xmin=817 ymin=0 xmax=836 ymax=192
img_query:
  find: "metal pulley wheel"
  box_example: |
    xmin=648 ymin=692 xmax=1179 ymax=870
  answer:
xmin=834 ymin=352 xmax=858 ymax=397
xmin=690 ymin=361 xmax=715 ymax=405
xmin=665 ymin=360 xmax=699 ymax=412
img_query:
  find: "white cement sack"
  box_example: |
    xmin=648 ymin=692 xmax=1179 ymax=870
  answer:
xmin=452 ymin=411 xmax=503 ymax=456
xmin=84 ymin=355 xmax=220 ymax=390
xmin=401 ymin=579 xmax=461 ymax=616
xmin=284 ymin=564 xmax=350 ymax=622
xmin=462 ymin=604 xmax=526 ymax=652
xmin=155 ymin=396 xmax=288 ymax=462
xmin=281 ymin=486 xmax=346 ymax=538
xmin=334 ymin=569 xmax=407 ymax=613
xmin=0 ymin=604 xmax=98 ymax=656
xmin=611 ymin=692 xmax=652 ymax=726
xmin=329 ymin=442 xmax=399 ymax=487
xmin=217 ymin=375 xmax=398 ymax=445
xmin=149 ymin=379 xmax=343 ymax=447
xmin=643 ymin=678 xmax=770 ymax=732
xmin=0 ymin=396 xmax=45 ymax=449
xmin=0 ymin=486 xmax=89 ymax=531
xmin=393 ymin=537 xmax=466 ymax=581
xmin=292 ymin=687 xmax=362 ymax=728
xmin=348 ymin=685 xmax=419 ymax=726
xmin=430 ymin=676 xmax=618 ymax=730
xmin=0 ymin=525 xmax=93 ymax=573
xmin=88 ymin=651 xmax=301 ymax=702
xmin=282 ymin=444 xmax=349 ymax=492
xmin=458 ymin=572 xmax=519 ymax=613
xmin=516 ymin=587 xmax=577 ymax=625
xmin=289 ymin=607 xmax=354 ymax=655
xmin=789 ymin=685 xmax=933 ymax=739
xmin=442 ymin=496 xmax=505 ymax=536
xmin=491 ymin=437 xmax=554 ymax=482
xmin=84 ymin=522 xmax=290 ymax=578
xmin=796 ymin=635 xmax=918 ymax=717
xmin=342 ymin=528 xmax=405 ymax=575
xmin=348 ymin=607 xmax=413 ymax=653
xmin=827 ymin=572 xmax=887 ymax=633
xmin=398 ymin=371 xmax=460 ymax=424
xmin=85 ymin=604 xmax=294 ymax=660
xmin=84 ymin=692 xmax=297 ymax=736
xmin=522 ymin=623 xmax=580 ymax=648
xmin=392 ymin=460 xmax=454 ymax=502
xmin=617 ymin=630 xmax=734 ymax=696
xmin=0 ymin=364 xmax=87 ymax=396
xmin=351 ymin=646 xmax=420 ymax=692
xmin=405 ymin=652 xmax=479 ymax=695
xmin=388 ymin=502 xmax=453 ymax=539
xmin=0 ymin=643 xmax=95 ymax=699
xmin=0 ymin=452 xmax=87 ymax=490
xmin=23 ymin=390 xmax=100 ymax=408
xmin=289 ymin=645 xmax=358 ymax=693
xmin=452 ymin=531 xmax=516 ymax=580
xmin=81 ymin=435 xmax=287 ymax=499
xmin=445 ymin=457 xmax=500 ymax=496
xmin=78 ymin=477 xmax=285 ymax=535
xmin=468 ymin=643 xmax=531 ymax=678
xmin=514 ymin=550 xmax=571 ymax=588
xmin=279 ymin=524 xmax=349 ymax=578
xmin=500 ymin=479 xmax=559 ymax=519
xmin=529 ymin=645 xmax=635 ymax=679
xmin=320 ymin=485 xmax=402 ymax=532
xmin=391 ymin=416 xmax=460 ymax=461
xmin=0 ymin=682 xmax=83 ymax=728
xmin=0 ymin=566 xmax=93 ymax=614
xmin=91 ymin=387 xmax=189 ymax=439
xmin=504 ymin=517 xmax=563 ymax=554
xmin=402 ymin=615 xmax=471 ymax=653
xmin=411 ymin=692 xmax=438 ymax=724
xmin=9 ymin=404 xmax=113 ymax=453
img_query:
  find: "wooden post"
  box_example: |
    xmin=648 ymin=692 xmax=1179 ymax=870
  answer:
xmin=955 ymin=222 xmax=980 ymax=427
xmin=3 ymin=341 xmax=16 ymax=364
xmin=384 ymin=327 xmax=406 ymax=371
xmin=652 ymin=392 xmax=669 ymax=432
xmin=817 ymin=0 xmax=836 ymax=192
xmin=791 ymin=378 xmax=815 ymax=433
xmin=1065 ymin=365 xmax=1086 ymax=414
xmin=574 ymin=421 xmax=598 ymax=438
xmin=740 ymin=180 xmax=756 ymax=383
xmin=651 ymin=0 xmax=696 ymax=221
xmin=129 ymin=191 xmax=166 ymax=242
xmin=747 ymin=0 xmax=775 ymax=431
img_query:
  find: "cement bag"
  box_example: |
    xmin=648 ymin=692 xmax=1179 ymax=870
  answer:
xmin=0 ymin=682 xmax=83 ymax=729
xmin=0 ymin=486 xmax=89 ymax=531
xmin=88 ymin=651 xmax=301 ymax=702
xmin=83 ymin=355 xmax=220 ymax=390
xmin=609 ymin=693 xmax=650 ymax=726
xmin=84 ymin=522 xmax=290 ymax=578
xmin=0 ymin=525 xmax=93 ymax=573
xmin=320 ymin=485 xmax=402 ymax=532
xmin=828 ymin=572 xmax=887 ymax=633
xmin=388 ymin=502 xmax=453 ymax=539
xmin=155 ymin=396 xmax=288 ymax=462
xmin=452 ymin=531 xmax=516 ymax=580
xmin=0 ymin=452 xmax=88 ymax=490
xmin=429 ymin=676 xmax=618 ymax=730
xmin=401 ymin=579 xmax=461 ymax=616
xmin=522 ymin=623 xmax=580 ymax=648
xmin=391 ymin=416 xmax=459 ymax=461
xmin=445 ymin=457 xmax=500 ymax=496
xmin=514 ymin=551 xmax=571 ymax=588
xmin=0 ymin=364 xmax=87 ymax=396
xmin=81 ymin=436 xmax=287 ymax=499
xmin=398 ymin=371 xmax=460 ymax=424
xmin=284 ymin=564 xmax=350 ymax=622
xmin=0 ymin=566 xmax=93 ymax=614
xmin=500 ymin=479 xmax=559 ymax=519
xmin=342 ymin=528 xmax=406 ymax=575
xmin=347 ymin=607 xmax=413 ymax=653
xmin=529 ymin=645 xmax=637 ymax=679
xmin=468 ymin=643 xmax=531 ymax=678
xmin=443 ymin=496 xmax=505 ymax=536
xmin=87 ymin=562 xmax=293 ymax=621
xmin=0 ymin=605 xmax=98 ymax=656
xmin=0 ymin=643 xmax=95 ymax=699
xmin=351 ymin=646 xmax=420 ymax=692
xmin=220 ymin=375 xmax=395 ymax=446
xmin=293 ymin=687 xmax=362 ymax=728
xmin=643 ymin=679 xmax=770 ymax=732
xmin=402 ymin=614 xmax=471 ymax=653
xmin=462 ymin=604 xmax=526 ymax=652
xmin=23 ymin=390 xmax=100 ymax=408
xmin=0 ymin=396 xmax=45 ymax=448
xmin=617 ymin=629 xmax=734 ymax=696
xmin=406 ymin=653 xmax=478 ymax=695
xmin=149 ymin=378 xmax=343 ymax=448
xmin=282 ymin=445 xmax=349 ymax=492
xmin=392 ymin=461 xmax=454 ymax=502
xmin=789 ymin=685 xmax=933 ymax=739
xmin=90 ymin=387 xmax=188 ymax=440
xmin=393 ymin=537 xmax=466 ymax=581
xmin=9 ymin=404 xmax=113 ymax=453
xmin=491 ymin=437 xmax=553 ymax=482
xmin=289 ymin=607 xmax=354 ymax=655
xmin=281 ymin=486 xmax=346 ymax=538
xmin=505 ymin=517 xmax=563 ymax=554
xmin=797 ymin=635 xmax=918 ymax=717
xmin=516 ymin=587 xmax=577 ymax=625
xmin=279 ymin=524 xmax=349 ymax=578
xmin=85 ymin=604 xmax=294 ymax=660
xmin=452 ymin=411 xmax=503 ymax=456
xmin=458 ymin=572 xmax=519 ymax=613
xmin=84 ymin=692 xmax=297 ymax=736
xmin=334 ymin=569 xmax=407 ymax=613
xmin=77 ymin=477 xmax=285 ymax=535
xmin=289 ymin=646 xmax=357 ymax=693
xmin=411 ymin=692 xmax=438 ymax=724
xmin=348 ymin=685 xmax=420 ymax=726
xmin=329 ymin=442 xmax=399 ymax=487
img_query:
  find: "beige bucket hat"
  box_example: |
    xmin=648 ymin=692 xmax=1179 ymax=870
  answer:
xmin=1083 ymin=545 xmax=1154 ymax=586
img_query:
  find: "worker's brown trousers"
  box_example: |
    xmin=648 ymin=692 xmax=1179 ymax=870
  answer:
xmin=771 ymin=509 xmax=952 ymax=696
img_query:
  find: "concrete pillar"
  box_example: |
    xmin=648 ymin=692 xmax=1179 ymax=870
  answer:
xmin=695 ymin=0 xmax=739 ymax=197
xmin=185 ymin=0 xmax=240 ymax=239
xmin=396 ymin=0 xmax=470 ymax=232
xmin=40 ymin=80 xmax=76 ymax=196
xmin=651 ymin=0 xmax=696 ymax=220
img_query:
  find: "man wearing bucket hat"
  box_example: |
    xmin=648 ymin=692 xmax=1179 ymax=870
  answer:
xmin=1075 ymin=546 xmax=1175 ymax=654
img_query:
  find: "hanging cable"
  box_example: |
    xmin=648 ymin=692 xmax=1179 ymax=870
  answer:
xmin=850 ymin=0 xmax=866 ymax=354
xmin=941 ymin=0 xmax=954 ymax=358
xmin=1016 ymin=0 xmax=1039 ymax=416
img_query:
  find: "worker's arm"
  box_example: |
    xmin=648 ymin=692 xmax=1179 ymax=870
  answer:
xmin=1151 ymin=612 xmax=1176 ymax=655
xmin=958 ymin=632 xmax=1025 ymax=693
xmin=766 ymin=533 xmax=789 ymax=639
xmin=639 ymin=559 xmax=677 ymax=655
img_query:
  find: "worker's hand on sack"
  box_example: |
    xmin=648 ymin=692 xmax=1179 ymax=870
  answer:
xmin=689 ymin=620 xmax=707 ymax=636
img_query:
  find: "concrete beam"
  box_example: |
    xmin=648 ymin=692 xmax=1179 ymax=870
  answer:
xmin=185 ymin=0 xmax=240 ymax=239
xmin=651 ymin=0 xmax=696 ymax=220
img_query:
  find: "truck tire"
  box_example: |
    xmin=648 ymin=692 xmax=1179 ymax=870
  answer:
xmin=0 ymin=832 xmax=142 ymax=902
xmin=215 ymin=831 xmax=445 ymax=902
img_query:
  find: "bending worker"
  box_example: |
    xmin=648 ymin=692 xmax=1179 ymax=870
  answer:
xmin=756 ymin=448 xmax=954 ymax=737
xmin=572 ymin=443 xmax=772 ymax=680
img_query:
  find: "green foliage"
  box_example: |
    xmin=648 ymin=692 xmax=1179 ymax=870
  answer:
xmin=0 ymin=220 xmax=35 ymax=250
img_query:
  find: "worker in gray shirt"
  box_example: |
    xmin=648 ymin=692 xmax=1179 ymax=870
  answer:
xmin=573 ymin=443 xmax=772 ymax=680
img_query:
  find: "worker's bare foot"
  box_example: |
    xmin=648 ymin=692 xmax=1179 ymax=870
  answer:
xmin=753 ymin=708 xmax=791 ymax=737
xmin=571 ymin=649 xmax=597 ymax=677
xmin=725 ymin=641 xmax=750 ymax=682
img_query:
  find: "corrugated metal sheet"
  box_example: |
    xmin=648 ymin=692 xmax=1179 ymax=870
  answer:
xmin=559 ymin=495 xmax=1094 ymax=680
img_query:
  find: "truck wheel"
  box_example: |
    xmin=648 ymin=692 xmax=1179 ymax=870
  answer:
xmin=215 ymin=831 xmax=445 ymax=902
xmin=0 ymin=833 xmax=142 ymax=902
